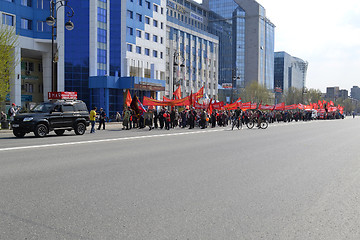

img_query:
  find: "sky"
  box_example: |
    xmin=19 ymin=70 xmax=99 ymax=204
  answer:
xmin=194 ymin=0 xmax=360 ymax=92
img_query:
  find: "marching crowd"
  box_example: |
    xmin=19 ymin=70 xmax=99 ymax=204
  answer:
xmin=89 ymin=106 xmax=345 ymax=133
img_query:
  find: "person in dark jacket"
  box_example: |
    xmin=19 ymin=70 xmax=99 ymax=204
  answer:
xmin=98 ymin=108 xmax=106 ymax=130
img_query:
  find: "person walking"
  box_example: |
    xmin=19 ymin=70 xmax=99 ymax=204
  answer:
xmin=122 ymin=107 xmax=131 ymax=130
xmin=90 ymin=106 xmax=97 ymax=133
xmin=98 ymin=108 xmax=106 ymax=130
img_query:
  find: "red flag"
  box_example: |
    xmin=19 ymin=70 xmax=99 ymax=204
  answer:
xmin=125 ymin=90 xmax=132 ymax=107
xmin=194 ymin=86 xmax=204 ymax=99
xmin=329 ymin=100 xmax=334 ymax=106
xmin=173 ymin=86 xmax=181 ymax=99
xmin=206 ymin=98 xmax=213 ymax=114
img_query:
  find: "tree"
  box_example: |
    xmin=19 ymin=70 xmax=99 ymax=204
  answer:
xmin=304 ymin=88 xmax=322 ymax=105
xmin=281 ymin=87 xmax=303 ymax=105
xmin=0 ymin=25 xmax=19 ymax=109
xmin=240 ymin=81 xmax=272 ymax=104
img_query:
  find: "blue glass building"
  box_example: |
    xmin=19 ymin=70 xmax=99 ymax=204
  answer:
xmin=64 ymin=0 xmax=167 ymax=118
xmin=204 ymin=0 xmax=275 ymax=90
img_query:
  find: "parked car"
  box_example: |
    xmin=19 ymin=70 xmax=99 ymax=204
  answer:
xmin=11 ymin=100 xmax=90 ymax=138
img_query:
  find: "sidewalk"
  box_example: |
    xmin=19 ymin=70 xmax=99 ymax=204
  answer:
xmin=0 ymin=121 xmax=124 ymax=134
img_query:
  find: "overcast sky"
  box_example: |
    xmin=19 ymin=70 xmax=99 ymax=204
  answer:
xmin=194 ymin=0 xmax=360 ymax=92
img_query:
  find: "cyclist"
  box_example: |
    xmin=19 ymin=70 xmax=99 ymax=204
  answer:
xmin=255 ymin=109 xmax=263 ymax=127
xmin=233 ymin=107 xmax=242 ymax=129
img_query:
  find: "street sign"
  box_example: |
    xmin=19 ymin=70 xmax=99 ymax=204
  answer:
xmin=48 ymin=92 xmax=77 ymax=100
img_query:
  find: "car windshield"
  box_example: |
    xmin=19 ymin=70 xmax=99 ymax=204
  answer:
xmin=31 ymin=103 xmax=54 ymax=113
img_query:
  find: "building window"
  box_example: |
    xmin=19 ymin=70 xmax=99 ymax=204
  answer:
xmin=153 ymin=19 xmax=158 ymax=27
xmin=136 ymin=46 xmax=141 ymax=54
xmin=145 ymin=48 xmax=150 ymax=56
xmin=37 ymin=0 xmax=44 ymax=9
xmin=161 ymin=7 xmax=164 ymax=14
xmin=136 ymin=13 xmax=142 ymax=22
xmin=21 ymin=18 xmax=32 ymax=30
xmin=97 ymin=49 xmax=107 ymax=64
xmin=127 ymin=27 xmax=133 ymax=35
xmin=21 ymin=0 xmax=32 ymax=7
xmin=160 ymin=52 xmax=163 ymax=59
xmin=97 ymin=28 xmax=107 ymax=43
xmin=136 ymin=29 xmax=141 ymax=38
xmin=145 ymin=32 xmax=150 ymax=40
xmin=2 ymin=14 xmax=14 ymax=26
xmin=138 ymin=0 xmax=142 ymax=6
xmin=160 ymin=37 xmax=163 ymax=44
xmin=127 ymin=10 xmax=133 ymax=19
xmin=145 ymin=16 xmax=150 ymax=24
xmin=153 ymin=35 xmax=158 ymax=42
xmin=153 ymin=50 xmax=158 ymax=58
xmin=153 ymin=4 xmax=158 ymax=12
xmin=160 ymin=22 xmax=163 ymax=29
xmin=127 ymin=44 xmax=132 ymax=52
xmin=145 ymin=0 xmax=150 ymax=9
xmin=97 ymin=7 xmax=107 ymax=23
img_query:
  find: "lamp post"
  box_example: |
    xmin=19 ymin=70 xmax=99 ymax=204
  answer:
xmin=172 ymin=51 xmax=185 ymax=99
xmin=46 ymin=0 xmax=74 ymax=93
xmin=230 ymin=68 xmax=240 ymax=103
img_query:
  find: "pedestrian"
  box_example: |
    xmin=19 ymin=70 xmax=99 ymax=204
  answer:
xmin=90 ymin=106 xmax=97 ymax=133
xmin=116 ymin=112 xmax=121 ymax=122
xmin=200 ymin=109 xmax=206 ymax=129
xmin=144 ymin=109 xmax=154 ymax=131
xmin=8 ymin=103 xmax=19 ymax=122
xmin=1 ymin=111 xmax=6 ymax=121
xmin=98 ymin=108 xmax=106 ymax=130
xmin=164 ymin=110 xmax=171 ymax=130
xmin=122 ymin=107 xmax=131 ymax=130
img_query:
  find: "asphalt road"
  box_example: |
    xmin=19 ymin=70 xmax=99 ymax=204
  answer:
xmin=1 ymin=118 xmax=360 ymax=239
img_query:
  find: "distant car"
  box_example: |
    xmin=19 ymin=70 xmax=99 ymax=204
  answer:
xmin=11 ymin=100 xmax=90 ymax=138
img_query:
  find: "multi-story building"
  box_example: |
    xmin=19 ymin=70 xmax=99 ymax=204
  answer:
xmin=326 ymin=87 xmax=339 ymax=100
xmin=1 ymin=0 xmax=53 ymax=110
xmin=165 ymin=0 xmax=219 ymax=99
xmin=204 ymin=0 xmax=275 ymax=90
xmin=274 ymin=51 xmax=308 ymax=92
xmin=326 ymin=86 xmax=348 ymax=101
xmin=65 ymin=0 xmax=167 ymax=117
xmin=351 ymin=86 xmax=360 ymax=100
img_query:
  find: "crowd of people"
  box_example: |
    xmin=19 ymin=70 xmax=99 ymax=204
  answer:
xmin=94 ymin=106 xmax=345 ymax=132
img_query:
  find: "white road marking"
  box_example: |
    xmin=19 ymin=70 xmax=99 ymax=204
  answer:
xmin=0 ymin=129 xmax=224 ymax=152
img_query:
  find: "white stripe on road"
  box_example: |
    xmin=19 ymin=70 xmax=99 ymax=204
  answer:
xmin=0 ymin=129 xmax=224 ymax=152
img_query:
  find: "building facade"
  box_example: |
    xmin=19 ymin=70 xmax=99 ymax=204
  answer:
xmin=274 ymin=51 xmax=308 ymax=92
xmin=64 ymin=0 xmax=167 ymax=118
xmin=351 ymin=86 xmax=360 ymax=101
xmin=204 ymin=0 xmax=275 ymax=90
xmin=1 ymin=0 xmax=55 ymax=110
xmin=165 ymin=0 xmax=219 ymax=99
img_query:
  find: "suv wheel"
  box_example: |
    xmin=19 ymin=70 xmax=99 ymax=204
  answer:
xmin=13 ymin=130 xmax=25 ymax=138
xmin=74 ymin=122 xmax=86 ymax=135
xmin=55 ymin=129 xmax=65 ymax=136
xmin=34 ymin=124 xmax=48 ymax=138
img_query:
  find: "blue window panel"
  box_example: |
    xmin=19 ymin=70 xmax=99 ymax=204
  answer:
xmin=97 ymin=7 xmax=107 ymax=23
xmin=2 ymin=14 xmax=14 ymax=26
xmin=97 ymin=28 xmax=107 ymax=43
xmin=145 ymin=48 xmax=150 ymax=56
xmin=145 ymin=32 xmax=150 ymax=40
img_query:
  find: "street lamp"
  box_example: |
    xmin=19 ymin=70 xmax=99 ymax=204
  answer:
xmin=172 ymin=51 xmax=185 ymax=99
xmin=230 ymin=69 xmax=240 ymax=103
xmin=46 ymin=0 xmax=75 ymax=93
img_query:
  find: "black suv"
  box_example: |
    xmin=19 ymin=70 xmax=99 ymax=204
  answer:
xmin=11 ymin=100 xmax=90 ymax=138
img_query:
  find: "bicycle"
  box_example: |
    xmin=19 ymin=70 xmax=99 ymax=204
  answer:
xmin=246 ymin=117 xmax=268 ymax=129
xmin=231 ymin=115 xmax=243 ymax=130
